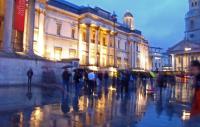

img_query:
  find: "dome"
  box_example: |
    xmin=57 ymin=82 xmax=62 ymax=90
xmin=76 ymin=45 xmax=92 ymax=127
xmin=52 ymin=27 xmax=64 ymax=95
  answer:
xmin=124 ymin=11 xmax=133 ymax=17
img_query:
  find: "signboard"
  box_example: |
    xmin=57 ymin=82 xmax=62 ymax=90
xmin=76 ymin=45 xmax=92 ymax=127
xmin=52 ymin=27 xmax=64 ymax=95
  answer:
xmin=14 ymin=0 xmax=26 ymax=32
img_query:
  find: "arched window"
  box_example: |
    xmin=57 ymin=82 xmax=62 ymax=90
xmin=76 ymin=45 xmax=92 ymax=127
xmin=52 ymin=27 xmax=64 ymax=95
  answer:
xmin=195 ymin=1 xmax=198 ymax=6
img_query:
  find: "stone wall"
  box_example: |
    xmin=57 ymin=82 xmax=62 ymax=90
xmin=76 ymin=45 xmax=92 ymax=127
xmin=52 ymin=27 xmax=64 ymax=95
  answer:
xmin=0 ymin=56 xmax=77 ymax=85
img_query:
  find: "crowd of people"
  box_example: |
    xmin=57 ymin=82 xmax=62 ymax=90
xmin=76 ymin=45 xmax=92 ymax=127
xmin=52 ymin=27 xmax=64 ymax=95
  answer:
xmin=26 ymin=60 xmax=200 ymax=120
xmin=62 ymin=69 xmax=111 ymax=95
xmin=61 ymin=68 xmax=158 ymax=97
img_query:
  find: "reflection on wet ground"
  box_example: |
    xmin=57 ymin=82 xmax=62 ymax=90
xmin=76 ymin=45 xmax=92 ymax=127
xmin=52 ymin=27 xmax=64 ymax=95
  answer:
xmin=0 ymin=79 xmax=197 ymax=127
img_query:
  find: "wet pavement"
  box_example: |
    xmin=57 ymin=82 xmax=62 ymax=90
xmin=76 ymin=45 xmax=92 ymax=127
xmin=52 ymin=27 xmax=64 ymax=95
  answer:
xmin=0 ymin=79 xmax=197 ymax=127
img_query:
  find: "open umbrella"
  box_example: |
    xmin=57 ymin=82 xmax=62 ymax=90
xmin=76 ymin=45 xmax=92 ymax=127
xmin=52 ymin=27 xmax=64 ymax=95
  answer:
xmin=150 ymin=71 xmax=156 ymax=78
xmin=62 ymin=65 xmax=73 ymax=69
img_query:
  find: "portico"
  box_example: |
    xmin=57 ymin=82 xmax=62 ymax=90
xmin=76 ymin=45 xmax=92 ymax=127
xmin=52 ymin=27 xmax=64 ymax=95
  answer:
xmin=0 ymin=0 xmax=40 ymax=56
xmin=79 ymin=22 xmax=114 ymax=67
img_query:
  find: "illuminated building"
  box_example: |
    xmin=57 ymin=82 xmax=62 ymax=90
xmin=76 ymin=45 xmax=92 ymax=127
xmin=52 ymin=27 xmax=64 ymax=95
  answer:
xmin=168 ymin=0 xmax=200 ymax=72
xmin=149 ymin=47 xmax=172 ymax=71
xmin=0 ymin=0 xmax=150 ymax=70
xmin=149 ymin=47 xmax=163 ymax=71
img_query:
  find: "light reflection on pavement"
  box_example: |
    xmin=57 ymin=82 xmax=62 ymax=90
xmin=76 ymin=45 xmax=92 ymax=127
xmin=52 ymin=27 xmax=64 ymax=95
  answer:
xmin=0 ymin=80 xmax=197 ymax=127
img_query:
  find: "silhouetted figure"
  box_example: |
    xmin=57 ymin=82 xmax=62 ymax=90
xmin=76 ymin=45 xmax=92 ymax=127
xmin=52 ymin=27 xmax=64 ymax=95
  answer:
xmin=88 ymin=71 xmax=96 ymax=95
xmin=190 ymin=60 xmax=200 ymax=117
xmin=61 ymin=91 xmax=70 ymax=114
xmin=104 ymin=71 xmax=109 ymax=87
xmin=73 ymin=70 xmax=82 ymax=93
xmin=27 ymin=68 xmax=33 ymax=93
xmin=62 ymin=69 xmax=71 ymax=91
xmin=97 ymin=71 xmax=103 ymax=86
xmin=84 ymin=70 xmax=89 ymax=88
xmin=157 ymin=72 xmax=165 ymax=96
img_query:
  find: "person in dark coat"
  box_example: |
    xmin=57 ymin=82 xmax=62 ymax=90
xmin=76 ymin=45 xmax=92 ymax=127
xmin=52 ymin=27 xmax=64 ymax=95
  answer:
xmin=190 ymin=60 xmax=200 ymax=117
xmin=104 ymin=71 xmax=109 ymax=88
xmin=27 ymin=68 xmax=33 ymax=93
xmin=62 ymin=69 xmax=71 ymax=91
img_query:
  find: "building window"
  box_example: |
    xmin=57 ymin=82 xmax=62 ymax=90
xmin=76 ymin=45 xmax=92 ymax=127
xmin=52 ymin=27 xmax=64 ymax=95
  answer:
xmin=118 ymin=40 xmax=120 ymax=49
xmin=35 ymin=12 xmax=39 ymax=28
xmin=103 ymin=34 xmax=107 ymax=46
xmin=56 ymin=23 xmax=62 ymax=36
xmin=125 ymin=42 xmax=129 ymax=51
xmin=91 ymin=30 xmax=95 ymax=43
xmin=117 ymin=57 xmax=121 ymax=67
xmin=71 ymin=29 xmax=75 ymax=39
xmin=69 ymin=49 xmax=76 ymax=58
xmin=110 ymin=36 xmax=113 ymax=47
xmin=124 ymin=58 xmax=128 ymax=67
xmin=190 ymin=34 xmax=194 ymax=38
xmin=109 ymin=56 xmax=114 ymax=66
xmin=54 ymin=47 xmax=62 ymax=61
xmin=195 ymin=1 xmax=198 ymax=6
xmin=82 ymin=31 xmax=86 ymax=42
xmin=136 ymin=45 xmax=139 ymax=52
xmin=190 ymin=20 xmax=194 ymax=29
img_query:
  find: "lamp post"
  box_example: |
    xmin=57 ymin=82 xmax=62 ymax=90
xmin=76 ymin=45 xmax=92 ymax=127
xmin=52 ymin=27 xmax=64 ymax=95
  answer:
xmin=111 ymin=12 xmax=117 ymax=68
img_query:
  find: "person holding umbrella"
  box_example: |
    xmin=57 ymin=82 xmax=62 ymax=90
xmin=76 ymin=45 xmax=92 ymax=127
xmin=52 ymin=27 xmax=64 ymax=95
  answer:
xmin=62 ymin=67 xmax=71 ymax=92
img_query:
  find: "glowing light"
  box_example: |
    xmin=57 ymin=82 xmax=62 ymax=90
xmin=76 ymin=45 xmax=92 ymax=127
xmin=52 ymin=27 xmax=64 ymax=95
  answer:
xmin=88 ymin=66 xmax=98 ymax=71
xmin=37 ymin=13 xmax=45 ymax=56
xmin=109 ymin=67 xmax=117 ymax=72
xmin=155 ymin=57 xmax=161 ymax=60
xmin=109 ymin=86 xmax=116 ymax=91
xmin=90 ymin=57 xmax=96 ymax=65
xmin=182 ymin=110 xmax=190 ymax=120
xmin=185 ymin=47 xmax=191 ymax=51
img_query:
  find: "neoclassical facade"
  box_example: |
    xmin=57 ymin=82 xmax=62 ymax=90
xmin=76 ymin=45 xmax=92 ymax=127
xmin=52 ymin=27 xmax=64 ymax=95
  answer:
xmin=0 ymin=0 xmax=149 ymax=70
xmin=168 ymin=0 xmax=200 ymax=71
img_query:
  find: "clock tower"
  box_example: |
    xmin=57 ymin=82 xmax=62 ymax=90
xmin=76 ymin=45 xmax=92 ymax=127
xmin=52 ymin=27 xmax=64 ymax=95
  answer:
xmin=185 ymin=0 xmax=200 ymax=42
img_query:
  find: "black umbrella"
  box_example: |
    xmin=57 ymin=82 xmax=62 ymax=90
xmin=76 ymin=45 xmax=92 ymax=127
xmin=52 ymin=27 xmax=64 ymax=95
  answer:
xmin=62 ymin=65 xmax=73 ymax=69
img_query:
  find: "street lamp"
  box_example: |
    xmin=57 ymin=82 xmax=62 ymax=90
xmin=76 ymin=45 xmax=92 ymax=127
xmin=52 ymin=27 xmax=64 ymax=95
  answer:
xmin=111 ymin=12 xmax=117 ymax=68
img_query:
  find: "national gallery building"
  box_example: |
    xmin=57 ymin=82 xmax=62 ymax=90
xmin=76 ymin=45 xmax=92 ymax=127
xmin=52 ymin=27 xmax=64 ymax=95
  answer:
xmin=0 ymin=0 xmax=150 ymax=70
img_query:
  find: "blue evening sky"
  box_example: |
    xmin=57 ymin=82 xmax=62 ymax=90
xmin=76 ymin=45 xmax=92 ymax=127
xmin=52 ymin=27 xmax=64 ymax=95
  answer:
xmin=68 ymin=0 xmax=188 ymax=51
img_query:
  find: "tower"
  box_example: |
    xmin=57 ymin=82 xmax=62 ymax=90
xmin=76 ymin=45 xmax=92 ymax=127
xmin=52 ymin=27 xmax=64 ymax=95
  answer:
xmin=123 ymin=11 xmax=134 ymax=30
xmin=185 ymin=0 xmax=200 ymax=42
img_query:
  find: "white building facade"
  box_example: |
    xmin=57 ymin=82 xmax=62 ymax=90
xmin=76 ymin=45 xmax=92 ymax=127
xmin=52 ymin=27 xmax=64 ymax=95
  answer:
xmin=168 ymin=0 xmax=200 ymax=71
xmin=0 ymin=0 xmax=150 ymax=71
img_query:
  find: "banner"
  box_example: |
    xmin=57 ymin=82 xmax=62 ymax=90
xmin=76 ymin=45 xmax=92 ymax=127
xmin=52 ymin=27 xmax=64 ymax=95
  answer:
xmin=14 ymin=0 xmax=26 ymax=32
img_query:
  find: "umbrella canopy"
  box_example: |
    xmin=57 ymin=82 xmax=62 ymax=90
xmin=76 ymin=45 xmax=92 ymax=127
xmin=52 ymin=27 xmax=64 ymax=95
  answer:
xmin=62 ymin=65 xmax=73 ymax=69
xmin=150 ymin=71 xmax=156 ymax=78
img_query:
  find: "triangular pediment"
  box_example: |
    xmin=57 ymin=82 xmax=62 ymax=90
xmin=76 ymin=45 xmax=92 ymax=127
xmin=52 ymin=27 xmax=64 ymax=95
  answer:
xmin=168 ymin=40 xmax=200 ymax=52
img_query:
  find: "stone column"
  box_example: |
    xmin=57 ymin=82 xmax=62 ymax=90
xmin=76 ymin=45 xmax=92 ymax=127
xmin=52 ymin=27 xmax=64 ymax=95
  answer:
xmin=26 ymin=0 xmax=36 ymax=56
xmin=95 ymin=26 xmax=100 ymax=66
xmin=113 ymin=32 xmax=118 ymax=68
xmin=2 ymin=0 xmax=14 ymax=53
xmin=86 ymin=24 xmax=91 ymax=65
xmin=128 ymin=41 xmax=132 ymax=68
xmin=106 ymin=30 xmax=111 ymax=67
xmin=37 ymin=5 xmax=45 ymax=56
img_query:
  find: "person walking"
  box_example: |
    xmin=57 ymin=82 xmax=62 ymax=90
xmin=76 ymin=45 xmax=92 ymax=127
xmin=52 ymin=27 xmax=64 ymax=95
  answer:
xmin=62 ymin=69 xmax=71 ymax=92
xmin=27 ymin=68 xmax=33 ymax=93
xmin=190 ymin=60 xmax=200 ymax=117
xmin=88 ymin=71 xmax=96 ymax=95
xmin=104 ymin=71 xmax=109 ymax=88
xmin=73 ymin=70 xmax=80 ymax=92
